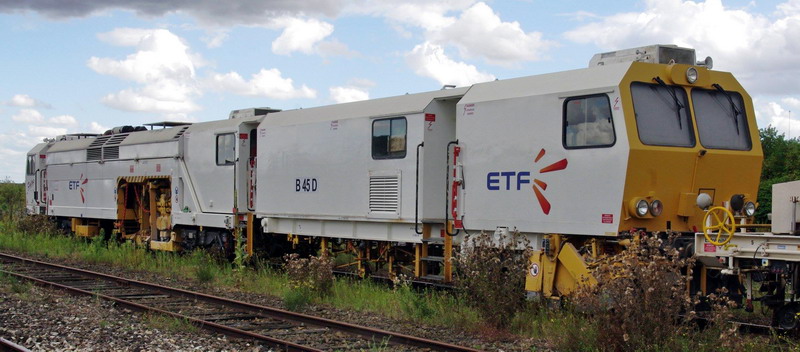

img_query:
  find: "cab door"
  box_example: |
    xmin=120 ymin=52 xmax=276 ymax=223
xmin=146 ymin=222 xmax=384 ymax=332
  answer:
xmin=236 ymin=122 xmax=260 ymax=212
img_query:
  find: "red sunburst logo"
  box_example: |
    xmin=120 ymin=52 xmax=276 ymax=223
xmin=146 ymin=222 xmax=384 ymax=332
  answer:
xmin=79 ymin=173 xmax=88 ymax=203
xmin=532 ymin=148 xmax=568 ymax=215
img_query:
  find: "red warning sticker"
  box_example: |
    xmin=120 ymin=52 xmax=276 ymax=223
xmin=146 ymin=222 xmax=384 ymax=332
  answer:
xmin=425 ymin=113 xmax=435 ymax=121
xmin=602 ymin=214 xmax=613 ymax=224
xmin=704 ymin=243 xmax=717 ymax=253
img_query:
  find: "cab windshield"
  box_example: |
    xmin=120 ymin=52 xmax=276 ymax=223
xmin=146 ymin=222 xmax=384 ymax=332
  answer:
xmin=691 ymin=88 xmax=751 ymax=150
xmin=630 ymin=82 xmax=695 ymax=147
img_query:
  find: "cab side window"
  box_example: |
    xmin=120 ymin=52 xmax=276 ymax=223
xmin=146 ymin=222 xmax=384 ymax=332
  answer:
xmin=26 ymin=155 xmax=35 ymax=175
xmin=216 ymin=133 xmax=235 ymax=165
xmin=563 ymin=94 xmax=616 ymax=148
xmin=372 ymin=117 xmax=407 ymax=159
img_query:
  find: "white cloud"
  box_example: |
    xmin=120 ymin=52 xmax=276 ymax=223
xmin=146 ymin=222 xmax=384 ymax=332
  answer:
xmin=7 ymin=94 xmax=51 ymax=108
xmin=316 ymin=40 xmax=359 ymax=58
xmin=271 ymin=17 xmax=334 ymax=55
xmin=201 ymin=29 xmax=229 ymax=48
xmin=349 ymin=0 xmax=474 ymax=31
xmin=88 ymin=122 xmax=108 ymax=134
xmin=11 ymin=109 xmax=44 ymax=124
xmin=755 ymin=97 xmax=800 ymax=139
xmin=207 ymin=69 xmax=317 ymax=100
xmin=406 ymin=42 xmax=495 ymax=87
xmin=88 ymin=28 xmax=202 ymax=115
xmin=564 ymin=0 xmax=800 ymax=95
xmin=9 ymin=94 xmax=35 ymax=107
xmin=352 ymin=1 xmax=551 ymax=68
xmin=29 ymin=125 xmax=67 ymax=139
xmin=101 ymin=88 xmax=201 ymax=113
xmin=330 ymin=86 xmax=369 ymax=103
xmin=49 ymin=115 xmax=78 ymax=126
xmin=432 ymin=2 xmax=554 ymax=66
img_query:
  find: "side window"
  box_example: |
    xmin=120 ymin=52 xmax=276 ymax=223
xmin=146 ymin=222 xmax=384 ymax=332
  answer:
xmin=26 ymin=155 xmax=35 ymax=175
xmin=372 ymin=117 xmax=407 ymax=159
xmin=216 ymin=133 xmax=235 ymax=165
xmin=563 ymin=94 xmax=616 ymax=148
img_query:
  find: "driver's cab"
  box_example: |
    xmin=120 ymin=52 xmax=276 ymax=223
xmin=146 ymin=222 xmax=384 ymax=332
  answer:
xmin=25 ymin=142 xmax=51 ymax=215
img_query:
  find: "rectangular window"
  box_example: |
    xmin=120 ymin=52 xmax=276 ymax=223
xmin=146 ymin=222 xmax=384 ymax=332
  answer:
xmin=372 ymin=117 xmax=407 ymax=159
xmin=26 ymin=155 xmax=35 ymax=175
xmin=563 ymin=94 xmax=616 ymax=148
xmin=630 ymin=82 xmax=695 ymax=147
xmin=691 ymin=88 xmax=751 ymax=150
xmin=216 ymin=133 xmax=235 ymax=165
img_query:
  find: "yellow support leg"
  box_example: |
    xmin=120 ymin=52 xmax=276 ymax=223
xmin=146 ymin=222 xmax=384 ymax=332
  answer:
xmin=320 ymin=237 xmax=329 ymax=258
xmin=443 ymin=233 xmax=453 ymax=283
xmin=246 ymin=213 xmax=254 ymax=256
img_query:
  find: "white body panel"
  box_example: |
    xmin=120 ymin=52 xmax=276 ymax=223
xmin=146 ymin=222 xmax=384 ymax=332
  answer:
xmin=772 ymin=180 xmax=800 ymax=234
xmin=257 ymin=89 xmax=466 ymax=242
xmin=47 ymin=152 xmax=179 ymax=220
xmin=455 ymin=65 xmax=631 ymax=237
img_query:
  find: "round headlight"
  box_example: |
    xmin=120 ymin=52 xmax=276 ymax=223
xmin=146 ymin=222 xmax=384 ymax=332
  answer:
xmin=636 ymin=199 xmax=649 ymax=217
xmin=697 ymin=193 xmax=712 ymax=209
xmin=686 ymin=67 xmax=698 ymax=83
xmin=649 ymin=199 xmax=663 ymax=217
xmin=730 ymin=194 xmax=745 ymax=212
xmin=744 ymin=202 xmax=756 ymax=217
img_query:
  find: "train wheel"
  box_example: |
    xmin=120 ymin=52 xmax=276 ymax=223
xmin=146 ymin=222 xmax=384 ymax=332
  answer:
xmin=702 ymin=206 xmax=736 ymax=246
xmin=776 ymin=303 xmax=800 ymax=330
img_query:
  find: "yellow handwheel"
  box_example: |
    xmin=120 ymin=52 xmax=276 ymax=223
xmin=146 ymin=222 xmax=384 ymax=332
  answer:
xmin=703 ymin=206 xmax=736 ymax=246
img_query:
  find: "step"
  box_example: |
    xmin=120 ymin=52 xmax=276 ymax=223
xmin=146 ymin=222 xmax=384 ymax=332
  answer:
xmin=421 ymin=237 xmax=445 ymax=243
xmin=421 ymin=256 xmax=444 ymax=262
xmin=421 ymin=274 xmax=444 ymax=281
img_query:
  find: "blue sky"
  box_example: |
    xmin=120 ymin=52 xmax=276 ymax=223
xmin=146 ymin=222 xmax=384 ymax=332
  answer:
xmin=2 ymin=0 xmax=799 ymax=182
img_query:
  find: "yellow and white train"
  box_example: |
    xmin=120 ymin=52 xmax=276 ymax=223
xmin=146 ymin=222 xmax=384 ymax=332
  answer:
xmin=28 ymin=44 xmax=785 ymax=324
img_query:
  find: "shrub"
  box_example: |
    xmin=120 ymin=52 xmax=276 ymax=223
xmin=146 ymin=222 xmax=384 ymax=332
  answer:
xmin=455 ymin=231 xmax=532 ymax=328
xmin=15 ymin=214 xmax=58 ymax=235
xmin=0 ymin=180 xmax=25 ymax=222
xmin=392 ymin=276 xmax=435 ymax=320
xmin=284 ymin=253 xmax=334 ymax=297
xmin=570 ymin=233 xmax=694 ymax=351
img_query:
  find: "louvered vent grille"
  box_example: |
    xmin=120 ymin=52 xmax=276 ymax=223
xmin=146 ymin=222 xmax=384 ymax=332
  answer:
xmin=88 ymin=136 xmax=110 ymax=148
xmin=86 ymin=148 xmax=102 ymax=161
xmin=369 ymin=175 xmax=400 ymax=213
xmin=103 ymin=146 xmax=119 ymax=160
xmin=106 ymin=134 xmax=128 ymax=145
xmin=173 ymin=126 xmax=189 ymax=139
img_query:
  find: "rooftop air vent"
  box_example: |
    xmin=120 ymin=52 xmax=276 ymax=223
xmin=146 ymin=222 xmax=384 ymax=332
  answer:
xmin=588 ymin=44 xmax=708 ymax=68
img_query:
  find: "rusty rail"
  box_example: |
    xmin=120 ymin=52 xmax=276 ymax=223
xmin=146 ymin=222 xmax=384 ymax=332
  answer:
xmin=0 ymin=252 xmax=482 ymax=352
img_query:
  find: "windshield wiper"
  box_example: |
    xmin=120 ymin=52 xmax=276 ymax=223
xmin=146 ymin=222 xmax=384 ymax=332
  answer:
xmin=711 ymin=83 xmax=741 ymax=135
xmin=653 ymin=77 xmax=684 ymax=129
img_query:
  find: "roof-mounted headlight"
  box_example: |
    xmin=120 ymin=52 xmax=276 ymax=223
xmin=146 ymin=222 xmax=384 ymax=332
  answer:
xmin=686 ymin=67 xmax=698 ymax=84
xmin=744 ymin=202 xmax=756 ymax=217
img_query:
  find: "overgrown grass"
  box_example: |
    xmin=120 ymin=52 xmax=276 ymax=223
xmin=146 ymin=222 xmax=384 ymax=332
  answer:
xmin=0 ymin=221 xmax=795 ymax=350
xmin=143 ymin=313 xmax=198 ymax=333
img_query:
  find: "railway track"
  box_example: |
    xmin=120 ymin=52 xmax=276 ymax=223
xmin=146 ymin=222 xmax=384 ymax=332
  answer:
xmin=0 ymin=252 xmax=482 ymax=352
xmin=0 ymin=337 xmax=31 ymax=352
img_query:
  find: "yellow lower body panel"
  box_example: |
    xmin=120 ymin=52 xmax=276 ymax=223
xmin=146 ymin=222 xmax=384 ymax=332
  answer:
xmin=526 ymin=242 xmax=597 ymax=297
xmin=71 ymin=218 xmax=100 ymax=238
xmin=149 ymin=231 xmax=181 ymax=252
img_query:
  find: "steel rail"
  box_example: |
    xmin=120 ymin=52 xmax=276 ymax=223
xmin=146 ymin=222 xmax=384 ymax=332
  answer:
xmin=0 ymin=252 xmax=482 ymax=352
xmin=0 ymin=337 xmax=31 ymax=352
xmin=0 ymin=265 xmax=321 ymax=352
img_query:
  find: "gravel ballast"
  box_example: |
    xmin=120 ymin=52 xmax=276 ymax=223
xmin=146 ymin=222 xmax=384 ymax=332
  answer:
xmin=0 ymin=251 xmax=541 ymax=351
